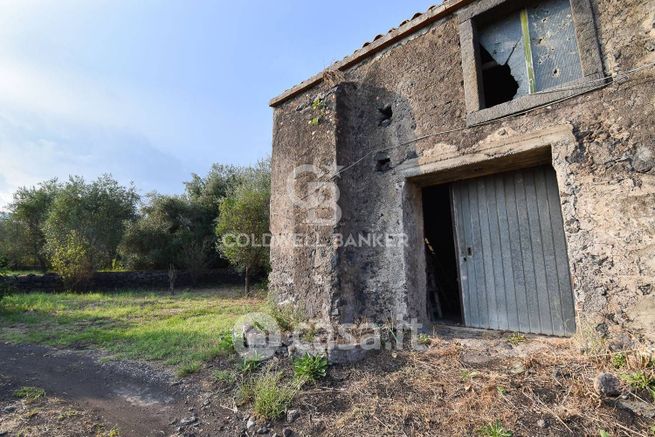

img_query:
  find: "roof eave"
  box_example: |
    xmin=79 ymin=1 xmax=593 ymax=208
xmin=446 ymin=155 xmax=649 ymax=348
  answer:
xmin=269 ymin=0 xmax=476 ymax=108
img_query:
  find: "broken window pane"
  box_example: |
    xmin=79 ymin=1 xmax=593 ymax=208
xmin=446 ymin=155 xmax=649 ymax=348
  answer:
xmin=528 ymin=0 xmax=583 ymax=91
xmin=479 ymin=11 xmax=529 ymax=105
xmin=477 ymin=0 xmax=583 ymax=109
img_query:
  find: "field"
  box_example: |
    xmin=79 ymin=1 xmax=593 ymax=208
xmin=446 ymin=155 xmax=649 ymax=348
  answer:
xmin=0 ymin=289 xmax=264 ymax=374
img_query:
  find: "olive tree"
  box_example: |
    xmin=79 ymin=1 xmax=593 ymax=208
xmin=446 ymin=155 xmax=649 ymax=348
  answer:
xmin=215 ymin=160 xmax=270 ymax=294
xmin=43 ymin=175 xmax=139 ymax=281
xmin=1 ymin=180 xmax=60 ymax=270
xmin=119 ymin=165 xmax=247 ymax=276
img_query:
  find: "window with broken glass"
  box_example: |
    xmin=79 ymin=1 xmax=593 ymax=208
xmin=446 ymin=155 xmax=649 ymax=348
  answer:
xmin=477 ymin=0 xmax=583 ymax=109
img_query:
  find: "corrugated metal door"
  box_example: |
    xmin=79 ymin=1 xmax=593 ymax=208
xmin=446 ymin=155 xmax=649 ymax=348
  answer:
xmin=451 ymin=166 xmax=575 ymax=336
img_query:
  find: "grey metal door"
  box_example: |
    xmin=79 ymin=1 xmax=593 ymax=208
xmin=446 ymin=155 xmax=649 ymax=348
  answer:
xmin=451 ymin=166 xmax=575 ymax=336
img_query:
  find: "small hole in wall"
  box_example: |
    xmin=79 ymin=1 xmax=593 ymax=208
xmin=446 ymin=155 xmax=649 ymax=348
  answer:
xmin=375 ymin=157 xmax=391 ymax=172
xmin=378 ymin=104 xmax=393 ymax=127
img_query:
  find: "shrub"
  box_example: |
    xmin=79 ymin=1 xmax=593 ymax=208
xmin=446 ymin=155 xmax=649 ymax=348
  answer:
xmin=14 ymin=386 xmax=46 ymax=403
xmin=293 ymin=353 xmax=328 ymax=382
xmin=48 ymin=231 xmax=94 ymax=287
xmin=0 ymin=272 xmax=8 ymax=303
xmin=252 ymin=372 xmax=296 ymax=420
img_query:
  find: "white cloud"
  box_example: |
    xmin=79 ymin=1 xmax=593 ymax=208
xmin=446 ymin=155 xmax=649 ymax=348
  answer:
xmin=0 ymin=108 xmax=190 ymax=209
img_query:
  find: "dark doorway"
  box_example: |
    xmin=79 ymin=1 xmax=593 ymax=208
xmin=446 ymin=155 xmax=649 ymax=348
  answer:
xmin=422 ymin=184 xmax=462 ymax=324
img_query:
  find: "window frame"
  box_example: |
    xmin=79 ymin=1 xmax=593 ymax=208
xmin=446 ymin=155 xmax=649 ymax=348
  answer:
xmin=458 ymin=0 xmax=604 ymax=126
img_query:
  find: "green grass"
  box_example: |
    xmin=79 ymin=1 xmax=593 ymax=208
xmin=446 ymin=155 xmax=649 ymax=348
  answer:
xmin=14 ymin=386 xmax=46 ymax=403
xmin=2 ymin=270 xmax=49 ymax=276
xmin=507 ymin=332 xmax=527 ymax=346
xmin=213 ymin=369 xmax=237 ymax=384
xmin=620 ymin=370 xmax=655 ymax=399
xmin=239 ymin=354 xmax=263 ymax=374
xmin=293 ymin=353 xmax=328 ymax=382
xmin=252 ymin=372 xmax=297 ymax=420
xmin=417 ymin=333 xmax=431 ymax=346
xmin=611 ymin=352 xmax=627 ymax=369
xmin=0 ymin=289 xmax=264 ymax=374
xmin=478 ymin=421 xmax=513 ymax=437
xmin=177 ymin=362 xmax=202 ymax=377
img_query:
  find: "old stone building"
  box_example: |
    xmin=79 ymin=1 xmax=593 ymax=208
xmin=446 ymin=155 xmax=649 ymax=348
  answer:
xmin=269 ymin=0 xmax=655 ymax=342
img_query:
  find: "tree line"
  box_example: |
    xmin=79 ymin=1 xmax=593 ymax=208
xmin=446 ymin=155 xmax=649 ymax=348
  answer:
xmin=0 ymin=159 xmax=270 ymax=292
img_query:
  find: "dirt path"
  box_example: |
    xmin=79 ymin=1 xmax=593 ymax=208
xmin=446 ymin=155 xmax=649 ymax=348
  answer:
xmin=0 ymin=342 xmax=189 ymax=436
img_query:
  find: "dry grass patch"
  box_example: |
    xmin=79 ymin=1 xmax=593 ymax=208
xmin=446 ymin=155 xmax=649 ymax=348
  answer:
xmin=290 ymin=335 xmax=652 ymax=436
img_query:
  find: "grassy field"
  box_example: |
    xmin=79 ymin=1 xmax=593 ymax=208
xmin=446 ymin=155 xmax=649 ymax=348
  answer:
xmin=2 ymin=270 xmax=49 ymax=276
xmin=0 ymin=289 xmax=265 ymax=375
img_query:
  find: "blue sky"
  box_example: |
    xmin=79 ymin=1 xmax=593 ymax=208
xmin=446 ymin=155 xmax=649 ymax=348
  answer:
xmin=0 ymin=0 xmax=436 ymax=207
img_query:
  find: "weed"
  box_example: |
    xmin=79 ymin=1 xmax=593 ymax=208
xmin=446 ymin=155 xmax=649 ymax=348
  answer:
xmin=239 ymin=353 xmax=263 ymax=374
xmin=96 ymin=427 xmax=121 ymax=437
xmin=14 ymin=386 xmax=45 ymax=403
xmin=24 ymin=408 xmax=40 ymax=419
xmin=650 ymin=424 xmax=655 ymax=436
xmin=599 ymin=430 xmax=611 ymax=437
xmin=252 ymin=372 xmax=296 ymax=420
xmin=611 ymin=352 xmax=627 ymax=369
xmin=575 ymin=323 xmax=607 ymax=356
xmin=177 ymin=361 xmax=201 ymax=377
xmin=57 ymin=409 xmax=79 ymax=421
xmin=271 ymin=310 xmax=295 ymax=332
xmin=461 ymin=370 xmax=480 ymax=382
xmin=293 ymin=353 xmax=328 ymax=382
xmin=478 ymin=421 xmax=512 ymax=437
xmin=496 ymin=386 xmax=508 ymax=396
xmin=621 ymin=370 xmax=655 ymax=389
xmin=213 ymin=369 xmax=236 ymax=384
xmin=217 ymin=331 xmax=235 ymax=354
xmin=300 ymin=324 xmax=319 ymax=343
xmin=507 ymin=332 xmax=526 ymax=346
xmin=309 ymin=116 xmax=320 ymax=126
xmin=621 ymin=370 xmax=655 ymax=399
xmin=236 ymin=379 xmax=256 ymax=406
xmin=311 ymin=97 xmax=325 ymax=111
xmin=636 ymin=354 xmax=655 ymax=369
xmin=417 ymin=333 xmax=431 ymax=346
xmin=267 ymin=300 xmax=301 ymax=332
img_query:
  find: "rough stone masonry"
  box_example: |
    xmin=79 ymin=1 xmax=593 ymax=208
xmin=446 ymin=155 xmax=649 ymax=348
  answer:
xmin=268 ymin=0 xmax=655 ymax=346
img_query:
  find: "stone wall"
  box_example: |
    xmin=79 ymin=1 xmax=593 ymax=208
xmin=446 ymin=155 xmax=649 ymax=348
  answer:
xmin=0 ymin=269 xmax=243 ymax=293
xmin=270 ymin=0 xmax=655 ymax=343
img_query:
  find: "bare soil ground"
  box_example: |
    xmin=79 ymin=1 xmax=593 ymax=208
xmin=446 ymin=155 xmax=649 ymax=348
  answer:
xmin=0 ymin=342 xmax=252 ymax=437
